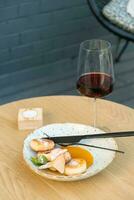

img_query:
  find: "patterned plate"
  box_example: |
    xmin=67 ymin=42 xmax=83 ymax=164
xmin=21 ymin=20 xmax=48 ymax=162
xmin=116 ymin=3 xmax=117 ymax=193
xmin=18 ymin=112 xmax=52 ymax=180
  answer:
xmin=23 ymin=123 xmax=117 ymax=181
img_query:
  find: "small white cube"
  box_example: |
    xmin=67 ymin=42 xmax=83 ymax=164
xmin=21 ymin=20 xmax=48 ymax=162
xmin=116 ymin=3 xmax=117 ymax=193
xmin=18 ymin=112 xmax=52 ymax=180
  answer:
xmin=18 ymin=108 xmax=43 ymax=130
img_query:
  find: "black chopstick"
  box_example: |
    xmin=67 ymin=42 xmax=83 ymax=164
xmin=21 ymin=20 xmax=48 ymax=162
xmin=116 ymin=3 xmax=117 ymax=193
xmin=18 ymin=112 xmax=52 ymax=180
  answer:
xmin=41 ymin=131 xmax=124 ymax=153
xmin=58 ymin=142 xmax=124 ymax=154
xmin=41 ymin=130 xmax=134 ymax=144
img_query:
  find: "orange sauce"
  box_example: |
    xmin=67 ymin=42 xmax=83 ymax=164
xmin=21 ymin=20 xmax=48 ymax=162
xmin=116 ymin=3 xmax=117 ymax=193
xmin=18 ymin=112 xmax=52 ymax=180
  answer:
xmin=65 ymin=146 xmax=94 ymax=167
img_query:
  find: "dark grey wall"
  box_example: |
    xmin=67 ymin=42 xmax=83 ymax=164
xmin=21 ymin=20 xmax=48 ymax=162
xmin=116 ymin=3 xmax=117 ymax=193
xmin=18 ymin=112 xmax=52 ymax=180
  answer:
xmin=0 ymin=0 xmax=90 ymax=73
xmin=0 ymin=0 xmax=116 ymax=104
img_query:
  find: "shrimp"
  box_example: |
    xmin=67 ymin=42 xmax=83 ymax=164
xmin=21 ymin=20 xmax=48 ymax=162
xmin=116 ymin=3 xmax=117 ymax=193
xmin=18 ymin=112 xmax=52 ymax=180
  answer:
xmin=30 ymin=139 xmax=55 ymax=152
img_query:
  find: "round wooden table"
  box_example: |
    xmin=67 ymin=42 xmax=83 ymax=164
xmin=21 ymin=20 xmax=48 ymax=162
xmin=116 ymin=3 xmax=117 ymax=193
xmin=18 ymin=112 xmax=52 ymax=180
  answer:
xmin=0 ymin=96 xmax=134 ymax=200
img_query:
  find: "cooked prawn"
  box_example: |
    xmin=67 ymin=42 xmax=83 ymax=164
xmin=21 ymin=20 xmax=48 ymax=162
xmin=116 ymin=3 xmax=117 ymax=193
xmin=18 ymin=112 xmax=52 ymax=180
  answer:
xmin=30 ymin=139 xmax=55 ymax=152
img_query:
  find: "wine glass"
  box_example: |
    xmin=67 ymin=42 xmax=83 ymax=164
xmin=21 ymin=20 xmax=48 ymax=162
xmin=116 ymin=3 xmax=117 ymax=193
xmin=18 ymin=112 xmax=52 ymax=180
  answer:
xmin=76 ymin=39 xmax=115 ymax=129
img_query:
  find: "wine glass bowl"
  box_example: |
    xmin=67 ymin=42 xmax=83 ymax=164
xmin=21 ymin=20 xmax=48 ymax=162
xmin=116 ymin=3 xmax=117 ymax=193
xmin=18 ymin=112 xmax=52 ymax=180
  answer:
xmin=76 ymin=72 xmax=114 ymax=98
xmin=76 ymin=39 xmax=114 ymax=128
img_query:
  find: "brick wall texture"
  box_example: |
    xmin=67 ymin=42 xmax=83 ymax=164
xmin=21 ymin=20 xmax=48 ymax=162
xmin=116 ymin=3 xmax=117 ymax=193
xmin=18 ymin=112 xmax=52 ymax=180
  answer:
xmin=0 ymin=0 xmax=97 ymax=74
xmin=0 ymin=0 xmax=114 ymax=104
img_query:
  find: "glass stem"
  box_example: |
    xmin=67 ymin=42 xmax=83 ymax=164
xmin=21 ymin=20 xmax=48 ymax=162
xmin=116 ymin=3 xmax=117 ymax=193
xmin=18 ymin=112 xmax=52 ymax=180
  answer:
xmin=93 ymin=98 xmax=97 ymax=129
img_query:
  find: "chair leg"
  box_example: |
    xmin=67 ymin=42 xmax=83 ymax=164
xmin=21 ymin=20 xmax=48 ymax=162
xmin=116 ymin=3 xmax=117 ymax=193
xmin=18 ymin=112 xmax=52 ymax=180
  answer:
xmin=115 ymin=37 xmax=121 ymax=58
xmin=115 ymin=39 xmax=129 ymax=63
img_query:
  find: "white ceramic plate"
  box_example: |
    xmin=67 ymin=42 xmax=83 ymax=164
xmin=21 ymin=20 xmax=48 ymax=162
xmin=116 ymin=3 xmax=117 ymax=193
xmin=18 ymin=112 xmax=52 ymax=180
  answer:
xmin=23 ymin=123 xmax=117 ymax=181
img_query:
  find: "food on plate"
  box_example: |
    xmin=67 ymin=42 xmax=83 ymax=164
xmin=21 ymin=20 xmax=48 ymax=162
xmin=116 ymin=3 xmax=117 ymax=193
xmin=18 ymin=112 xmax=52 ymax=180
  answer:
xmin=39 ymin=154 xmax=65 ymax=174
xmin=30 ymin=138 xmax=93 ymax=176
xmin=30 ymin=138 xmax=55 ymax=152
xmin=31 ymin=154 xmax=48 ymax=166
xmin=64 ymin=158 xmax=87 ymax=176
xmin=64 ymin=146 xmax=93 ymax=167
xmin=37 ymin=148 xmax=71 ymax=163
xmin=64 ymin=151 xmax=72 ymax=163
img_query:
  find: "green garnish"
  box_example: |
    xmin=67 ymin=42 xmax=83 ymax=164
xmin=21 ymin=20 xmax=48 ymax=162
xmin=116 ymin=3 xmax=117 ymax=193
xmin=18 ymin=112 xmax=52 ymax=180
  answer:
xmin=31 ymin=157 xmax=42 ymax=166
xmin=31 ymin=155 xmax=48 ymax=166
xmin=38 ymin=155 xmax=48 ymax=164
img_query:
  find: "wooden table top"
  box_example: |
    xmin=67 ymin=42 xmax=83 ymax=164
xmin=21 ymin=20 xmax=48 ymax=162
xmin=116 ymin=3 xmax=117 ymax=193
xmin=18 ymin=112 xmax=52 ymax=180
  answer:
xmin=0 ymin=96 xmax=134 ymax=200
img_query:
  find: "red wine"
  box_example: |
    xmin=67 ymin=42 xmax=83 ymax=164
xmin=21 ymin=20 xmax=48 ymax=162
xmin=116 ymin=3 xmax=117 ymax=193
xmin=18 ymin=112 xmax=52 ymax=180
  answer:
xmin=77 ymin=72 xmax=113 ymax=98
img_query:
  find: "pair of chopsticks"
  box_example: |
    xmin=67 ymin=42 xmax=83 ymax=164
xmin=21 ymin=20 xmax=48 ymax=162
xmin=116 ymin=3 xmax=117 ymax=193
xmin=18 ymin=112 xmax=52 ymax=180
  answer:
xmin=41 ymin=131 xmax=128 ymax=154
